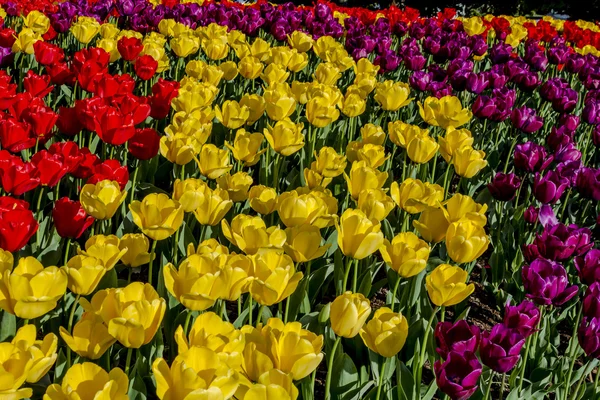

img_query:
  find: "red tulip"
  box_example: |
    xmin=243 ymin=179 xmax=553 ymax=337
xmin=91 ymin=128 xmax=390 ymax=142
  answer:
xmin=0 ymin=151 xmax=40 ymax=195
xmin=71 ymin=148 xmax=100 ymax=179
xmin=0 ymin=196 xmax=38 ymax=253
xmin=73 ymin=48 xmax=110 ymax=73
xmin=48 ymin=142 xmax=83 ymax=173
xmin=52 ymin=197 xmax=94 ymax=239
xmin=117 ymin=93 xmax=151 ymax=125
xmin=33 ymin=41 xmax=64 ymax=65
xmin=77 ymin=61 xmax=107 ymax=93
xmin=134 ymin=55 xmax=158 ymax=81
xmin=93 ymin=106 xmax=136 ymax=145
xmin=128 ymin=128 xmax=160 ymax=160
xmin=31 ymin=150 xmax=70 ymax=187
xmin=87 ymin=159 xmax=129 ymax=190
xmin=117 ymin=36 xmax=144 ymax=61
xmin=46 ymin=62 xmax=76 ymax=86
xmin=23 ymin=71 xmax=54 ymax=98
xmin=22 ymin=105 xmax=58 ymax=140
xmin=0 ymin=28 xmax=16 ymax=48
xmin=95 ymin=73 xmax=135 ymax=99
xmin=0 ymin=72 xmax=17 ymax=110
xmin=42 ymin=24 xmax=57 ymax=41
xmin=8 ymin=93 xmax=44 ymax=120
xmin=0 ymin=118 xmax=36 ymax=153
xmin=75 ymin=97 xmax=108 ymax=132
xmin=56 ymin=106 xmax=83 ymax=136
xmin=150 ymin=78 xmax=179 ymax=119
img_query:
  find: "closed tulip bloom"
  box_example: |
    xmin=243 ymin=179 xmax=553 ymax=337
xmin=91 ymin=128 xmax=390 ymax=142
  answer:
xmin=357 ymin=189 xmax=396 ymax=221
xmin=426 ymin=264 xmax=474 ymax=307
xmin=576 ymin=249 xmax=600 ymax=285
xmin=264 ymin=119 xmax=305 ymax=156
xmin=262 ymin=63 xmax=290 ymax=86
xmin=170 ymin=33 xmax=200 ymax=58
xmin=193 ymin=186 xmax=233 ymax=226
xmin=0 ymin=257 xmax=67 ymax=319
xmin=240 ymin=94 xmax=266 ymax=125
xmin=503 ymin=300 xmax=540 ymax=337
xmin=533 ymin=171 xmax=569 ymax=204
xmin=217 ymin=172 xmax=254 ymax=202
xmin=521 ymin=258 xmax=578 ymax=306
xmin=434 ymin=351 xmax=482 ymax=400
xmin=446 ymin=219 xmax=490 ymax=264
xmin=288 ymin=31 xmax=313 ymax=52
xmin=119 ymin=233 xmax=153 ymax=268
xmin=277 ymin=190 xmax=336 ymax=229
xmin=438 ymin=127 xmax=474 ymax=162
xmin=341 ymin=93 xmax=366 ymax=118
xmin=159 ymin=133 xmax=202 ymax=165
xmin=361 ymin=124 xmax=386 ymax=145
xmin=225 ymin=129 xmax=266 ymax=167
xmin=304 ymin=168 xmax=332 ymax=189
xmin=59 ymin=312 xmax=116 ymax=360
xmin=163 ymin=255 xmax=226 ymax=311
xmin=388 ymin=121 xmax=429 ymax=149
xmin=70 ymin=17 xmax=100 ymax=44
xmin=344 ymin=161 xmax=388 ymax=200
xmin=379 ymin=232 xmax=430 ymax=278
xmin=264 ymin=84 xmax=296 ymax=121
xmin=374 ymin=81 xmax=412 ymax=111
xmin=219 ymin=254 xmax=253 ymax=301
xmin=11 ymin=325 xmax=57 ymax=383
xmin=79 ymin=235 xmax=127 ymax=271
xmin=355 ymin=144 xmax=389 ymax=169
xmin=249 ymin=185 xmax=278 ymax=215
xmin=0 ymin=250 xmax=13 ymax=274
xmin=390 ymin=178 xmax=444 ymax=214
xmin=578 ymin=317 xmax=600 ymax=359
xmin=130 ymin=193 xmax=184 ymax=241
xmin=222 ymin=214 xmax=285 ymax=255
xmin=444 ymin=194 xmax=488 ymax=226
xmin=52 ymin=197 xmax=94 ymax=240
xmin=435 ymin=320 xmax=481 ymax=359
xmin=196 ymin=144 xmax=232 ymax=180
xmin=312 ymin=147 xmax=347 ymax=178
xmin=82 ymin=282 xmax=166 ymax=348
xmin=453 ymin=146 xmax=487 ymax=178
xmin=283 ymin=225 xmax=330 ymax=263
xmin=359 ymin=307 xmax=409 ymax=357
xmin=407 ymin=133 xmax=439 ymax=164
xmin=80 ymin=180 xmax=127 ymax=220
xmin=249 ymin=250 xmax=303 ymax=306
xmin=413 ymin=206 xmax=450 ymax=243
xmin=419 ymin=96 xmax=472 ymax=129
xmin=62 ymin=255 xmax=106 ymax=295
xmin=44 ymin=363 xmax=129 ymax=400
xmin=480 ymin=323 xmax=526 ymax=373
xmin=215 ymin=100 xmax=250 ymax=130
xmin=0 ymin=341 xmax=34 ymax=399
xmin=314 ymin=63 xmax=342 ymax=85
xmin=488 ymin=172 xmax=522 ymax=201
xmin=330 ymin=292 xmax=372 ymax=338
xmin=172 ymin=178 xmax=208 ymax=213
xmin=239 ymin=56 xmax=264 ymax=79
xmin=306 ymin=95 xmax=340 ymax=128
xmin=335 ymin=208 xmax=384 ymax=260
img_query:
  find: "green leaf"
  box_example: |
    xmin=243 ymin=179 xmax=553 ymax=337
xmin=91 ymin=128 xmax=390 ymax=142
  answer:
xmin=286 ymin=278 xmax=308 ymax=322
xmin=0 ymin=312 xmax=16 ymax=341
xmin=129 ymin=372 xmax=147 ymax=400
xmin=96 ymin=268 xmax=118 ymax=291
xmin=332 ymin=353 xmax=360 ymax=397
xmin=395 ymin=359 xmax=415 ymax=400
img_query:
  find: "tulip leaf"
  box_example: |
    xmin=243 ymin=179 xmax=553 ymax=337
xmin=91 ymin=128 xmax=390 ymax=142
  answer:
xmin=325 ymin=230 xmax=339 ymax=257
xmin=332 ymin=353 xmax=360 ymax=397
xmin=286 ymin=278 xmax=308 ymax=322
xmin=129 ymin=371 xmax=147 ymax=400
xmin=96 ymin=268 xmax=118 ymax=291
xmin=0 ymin=312 xmax=16 ymax=341
xmin=421 ymin=380 xmax=438 ymax=400
xmin=395 ymin=360 xmax=415 ymax=400
xmin=309 ymin=264 xmax=334 ymax=303
xmin=357 ymin=268 xmax=372 ymax=298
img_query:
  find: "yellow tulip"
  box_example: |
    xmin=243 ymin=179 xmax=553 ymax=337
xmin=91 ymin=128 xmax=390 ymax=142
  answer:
xmin=335 ymin=209 xmax=384 ymax=260
xmin=119 ymin=233 xmax=153 ymax=268
xmin=62 ymin=255 xmax=106 ymax=295
xmin=249 ymin=250 xmax=303 ymax=306
xmin=390 ymin=178 xmax=444 ymax=214
xmin=355 ymin=144 xmax=389 ymax=169
xmin=304 ymin=168 xmax=332 ymax=190
xmin=445 ymin=193 xmax=488 ymax=226
xmin=202 ymin=39 xmax=229 ymax=60
xmin=164 ymin=255 xmax=226 ymax=311
xmin=283 ymin=225 xmax=330 ymax=263
xmin=374 ymin=81 xmax=412 ymax=111
xmin=225 ymin=129 xmax=266 ymax=167
xmin=153 ymin=347 xmax=238 ymax=400
xmin=80 ymin=180 xmax=127 ymax=220
xmin=81 ymin=282 xmax=166 ymax=348
xmin=129 ymin=193 xmax=184 ymax=241
xmin=287 ymin=51 xmax=309 ymax=73
xmin=264 ymin=119 xmax=305 ymax=156
xmin=438 ymin=127 xmax=474 ymax=162
xmin=248 ymin=185 xmax=278 ymax=215
xmin=23 ymin=11 xmax=50 ymax=34
xmin=165 ymin=109 xmax=213 ymax=146
xmin=44 ymin=363 xmax=129 ymax=400
xmin=359 ymin=307 xmax=409 ymax=357
xmin=276 ymin=190 xmax=336 ymax=229
xmin=79 ymin=235 xmax=127 ymax=270
xmin=11 ymin=325 xmax=57 ymax=383
xmin=159 ymin=133 xmax=202 ymax=165
xmin=196 ymin=144 xmax=232 ymax=179
xmin=100 ymin=23 xmax=120 ymax=39
xmin=219 ymin=60 xmax=238 ymax=81
xmin=59 ymin=312 xmax=116 ymax=360
xmin=250 ymin=37 xmax=271 ymax=61
xmin=446 ymin=219 xmax=490 ymax=264
xmin=97 ymin=38 xmax=120 ymax=62
xmin=354 ymin=58 xmax=380 ymax=76
xmin=388 ymin=121 xmax=429 ymax=149
xmin=0 ymin=249 xmax=13 ymax=273
xmin=193 ymin=186 xmax=233 ymax=226
xmin=314 ymin=63 xmax=341 ymax=85
xmin=261 ymin=63 xmax=290 ymax=86
xmin=330 ymin=292 xmax=371 ymax=338
xmin=171 ymin=33 xmax=200 ymax=57
xmin=360 ymin=124 xmax=386 ymax=146
xmin=269 ymin=46 xmax=294 ymax=68
xmin=222 ymin=215 xmax=285 ymax=255
xmin=340 ymin=93 xmax=366 ymax=118
xmin=171 ymin=81 xmax=218 ymax=113
xmin=186 ymin=239 xmax=230 ymax=264
xmin=70 ymin=16 xmax=100 ymax=44
xmin=217 ymin=172 xmax=254 ymax=202
xmin=239 ymin=56 xmax=264 ymax=80
xmin=357 ymin=188 xmax=395 ymax=222
xmin=288 ymin=31 xmax=313 ymax=52
xmin=379 ymin=232 xmax=430 ymax=278
xmin=426 ymin=264 xmax=474 ymax=307
xmin=245 ymin=370 xmax=298 ymax=400
xmin=306 ymin=95 xmax=340 ymax=128
xmin=172 ymin=178 xmax=208 ymax=212
xmin=313 ymin=35 xmax=339 ymax=59
xmin=240 ymin=94 xmax=266 ymax=125
xmin=11 ymin=28 xmax=40 ymax=54
xmin=220 ymin=254 xmax=253 ymax=301
xmin=215 ymin=100 xmax=250 ymax=130
xmin=263 ymin=84 xmax=296 ymax=122
xmin=452 ymin=146 xmax=487 ymax=178
xmin=0 ymin=257 xmax=67 ymax=319
xmin=418 ymin=96 xmax=473 ymax=129
xmin=312 ymin=147 xmax=347 ymax=178
xmin=343 ymin=161 xmax=388 ymax=200
xmin=463 ymin=16 xmax=486 ymax=35
xmin=413 ymin=206 xmax=450 ymax=243
xmin=0 ymin=341 xmax=33 ymax=399
xmin=407 ymin=134 xmax=439 ymax=164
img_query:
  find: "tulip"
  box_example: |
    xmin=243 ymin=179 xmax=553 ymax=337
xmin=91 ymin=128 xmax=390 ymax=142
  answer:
xmin=533 ymin=171 xmax=569 ymax=204
xmin=0 ymin=340 xmax=34 ymax=398
xmin=452 ymin=146 xmax=487 ymax=178
xmin=196 ymin=144 xmax=232 ymax=180
xmin=0 ymin=257 xmax=67 ymax=319
xmin=419 ymin=96 xmax=472 ymax=129
xmin=159 ymin=133 xmax=201 ymax=165
xmin=119 ymin=233 xmax=153 ymax=268
xmin=225 ymin=129 xmax=266 ymax=167
xmin=388 ymin=121 xmax=429 ymax=149
xmin=0 ymin=250 xmax=13 ymax=274
xmin=193 ymin=186 xmax=233 ymax=226
xmin=306 ymin=95 xmax=340 ymax=128
xmin=426 ymin=264 xmax=474 ymax=307
xmin=578 ymin=317 xmax=600 ymax=359
xmin=445 ymin=218 xmax=490 ymax=264
xmin=438 ymin=127 xmax=474 ymax=162
xmin=360 ymin=124 xmax=386 ymax=145
xmin=245 ymin=371 xmax=299 ymax=399
xmin=80 ymin=180 xmax=127 ymax=220
xmin=407 ymin=133 xmax=439 ymax=164
xmin=249 ymin=185 xmax=278 ymax=215
xmin=44 ymin=363 xmax=129 ymax=399
xmin=62 ymin=255 xmax=106 ymax=295
xmin=576 ymin=167 xmax=600 ymax=201
xmin=435 ymin=320 xmax=481 ymax=359
xmin=480 ymin=323 xmax=525 ymax=373
xmin=217 ymin=172 xmax=254 ymax=202
xmin=264 ymin=119 xmax=305 ymax=156
xmin=488 ymin=172 xmax=521 ymax=201
xmin=374 ymin=80 xmax=412 ymax=111
xmin=511 ymin=106 xmax=544 ymax=133
xmin=79 ymin=235 xmax=127 ymax=271
xmin=390 ymin=178 xmax=444 ymax=214
xmin=379 ymin=232 xmax=430 ymax=278
xmin=239 ymin=56 xmax=264 ymax=80
xmin=341 ymin=93 xmax=366 ymax=117
xmin=357 ymin=189 xmax=395 ymax=221
xmin=434 ymin=351 xmax=482 ymax=400
xmin=312 ymin=147 xmax=347 ymax=178
xmin=335 ymin=208 xmax=384 ymax=260
xmin=264 ymin=84 xmax=296 ymax=121
xmin=81 ymin=282 xmax=166 ymax=348
xmin=240 ymin=94 xmax=266 ymax=124
xmin=283 ymin=224 xmax=330 ymax=263
xmin=532 ymin=223 xmax=592 ymax=261
xmin=288 ymin=31 xmax=313 ymax=52
xmin=277 ymin=190 xmax=336 ymax=229
xmin=413 ymin=206 xmax=450 ymax=243
xmin=262 ymin=63 xmax=290 ymax=86
xmin=249 ymin=250 xmax=303 ymax=306
xmin=59 ymin=312 xmax=116 ymax=360
xmin=344 ymin=161 xmax=388 ymax=200
xmin=172 ymin=178 xmax=208 ymax=213
xmin=359 ymin=307 xmax=409 ymax=357
xmin=70 ymin=17 xmax=100 ymax=44
xmin=52 ymin=197 xmax=94 ymax=239
xmin=503 ymin=300 xmax=540 ymax=337
xmin=576 ymin=249 xmax=600 ymax=285
xmin=117 ymin=36 xmax=143 ymax=61
xmin=444 ymin=194 xmax=488 ymax=226
xmin=222 ymin=215 xmax=285 ymax=255
xmin=128 ymin=128 xmax=160 ymax=160
xmin=215 ymin=100 xmax=250 ymax=130
xmin=521 ymin=258 xmax=578 ymax=306
xmin=514 ymin=142 xmax=550 ymax=173
xmin=10 ymin=325 xmax=57 ymax=384
xmin=330 ymin=292 xmax=372 ymax=338
xmin=129 ymin=193 xmax=184 ymax=241
xmin=170 ymin=34 xmax=200 ymax=58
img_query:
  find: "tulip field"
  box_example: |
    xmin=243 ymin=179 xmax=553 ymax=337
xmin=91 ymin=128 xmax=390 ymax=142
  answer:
xmin=0 ymin=0 xmax=599 ymax=398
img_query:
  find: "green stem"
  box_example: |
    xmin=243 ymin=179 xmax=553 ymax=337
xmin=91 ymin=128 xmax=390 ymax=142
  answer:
xmin=124 ymin=347 xmax=133 ymax=375
xmin=499 ymin=373 xmax=506 ymax=400
xmin=415 ymin=307 xmax=439 ymax=390
xmin=257 ymin=305 xmax=266 ymax=325
xmin=130 ymin=162 xmax=139 ymax=204
xmin=66 ymin=294 xmax=81 ymax=369
xmin=324 ymin=337 xmax=342 ymax=400
xmin=390 ymin=275 xmax=402 ymax=312
xmin=183 ymin=310 xmax=193 ymax=334
xmin=341 ymin=257 xmax=353 ymax=293
xmin=483 ymin=371 xmax=495 ymax=400
xmin=518 ymin=335 xmax=531 ymax=392
xmin=248 ymin=296 xmax=253 ymax=326
xmin=565 ymin=303 xmax=583 ymax=400
xmin=147 ymin=240 xmax=158 ymax=286
xmin=375 ymin=360 xmax=387 ymax=400
xmin=352 ymin=259 xmax=359 ymax=293
xmin=63 ymin=239 xmax=71 ymax=266
xmin=503 ymin=138 xmax=518 ymax=174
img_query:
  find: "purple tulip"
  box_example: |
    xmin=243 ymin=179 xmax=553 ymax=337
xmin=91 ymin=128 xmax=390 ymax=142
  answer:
xmin=465 ymin=72 xmax=489 ymax=94
xmin=532 ymin=222 xmax=593 ymax=261
xmin=559 ymin=114 xmax=580 ymax=132
xmin=576 ymin=167 xmax=600 ymax=201
xmin=547 ymin=126 xmax=574 ymax=151
xmin=524 ymin=206 xmax=539 ymax=224
xmin=504 ymin=300 xmax=540 ymax=337
xmin=554 ymin=143 xmax=582 ymax=164
xmin=409 ymin=71 xmax=431 ymax=92
xmin=435 ymin=320 xmax=481 ymax=359
xmin=434 ymin=351 xmax=482 ymax=400
xmin=480 ymin=323 xmax=526 ymax=373
xmin=583 ymin=282 xmax=600 ymax=319
xmin=578 ymin=317 xmax=600 ymax=359
xmin=583 ymin=100 xmax=600 ymax=125
xmin=521 ymin=258 xmax=578 ymax=306
xmin=489 ymin=43 xmax=512 ymax=64
xmin=533 ymin=171 xmax=569 ymax=204
xmin=404 ymin=53 xmax=427 ymax=71
xmin=514 ymin=142 xmax=550 ymax=173
xmin=552 ymin=88 xmax=578 ymax=113
xmin=511 ymin=106 xmax=544 ymax=133
xmin=576 ymin=249 xmax=600 ymax=286
xmin=556 ymin=160 xmax=582 ymax=184
xmin=488 ymin=172 xmax=522 ymax=201
xmin=538 ymin=204 xmax=558 ymax=228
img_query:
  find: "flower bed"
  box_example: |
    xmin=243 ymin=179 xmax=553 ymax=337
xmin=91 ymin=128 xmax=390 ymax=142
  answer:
xmin=0 ymin=1 xmax=598 ymax=399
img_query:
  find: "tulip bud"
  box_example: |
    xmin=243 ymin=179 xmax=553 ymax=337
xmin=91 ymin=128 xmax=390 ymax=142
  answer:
xmin=359 ymin=307 xmax=409 ymax=357
xmin=330 ymin=292 xmax=371 ymax=338
xmin=426 ymin=264 xmax=474 ymax=307
xmin=480 ymin=323 xmax=525 ymax=373
xmin=503 ymin=300 xmax=540 ymax=337
xmin=129 ymin=193 xmax=184 ymax=241
xmin=379 ymin=232 xmax=430 ymax=278
xmin=434 ymin=351 xmax=482 ymax=400
xmin=488 ymin=172 xmax=521 ymax=201
xmin=521 ymin=258 xmax=578 ymax=306
xmin=435 ymin=320 xmax=481 ymax=359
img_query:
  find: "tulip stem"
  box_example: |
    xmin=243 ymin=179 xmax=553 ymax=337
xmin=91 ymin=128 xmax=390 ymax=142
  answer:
xmin=415 ymin=306 xmax=438 ymax=391
xmin=375 ymin=360 xmax=387 ymax=400
xmin=66 ymin=294 xmax=81 ymax=369
xmin=130 ymin=162 xmax=139 ymax=204
xmin=564 ymin=303 xmax=583 ymax=400
xmin=483 ymin=370 xmax=495 ymax=400
xmin=257 ymin=305 xmax=265 ymax=325
xmin=147 ymin=240 xmax=157 ymax=286
xmin=341 ymin=257 xmax=353 ymax=294
xmin=248 ymin=296 xmax=253 ymax=326
xmin=324 ymin=336 xmax=342 ymax=400
xmin=498 ymin=373 xmax=506 ymax=400
xmin=503 ymin=137 xmax=518 ymax=174
xmin=63 ymin=239 xmax=71 ymax=266
xmin=183 ymin=310 xmax=193 ymax=334
xmin=390 ymin=275 xmax=401 ymax=312
xmin=124 ymin=347 xmax=133 ymax=376
xmin=518 ymin=334 xmax=531 ymax=392
xmin=352 ymin=259 xmax=359 ymax=293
